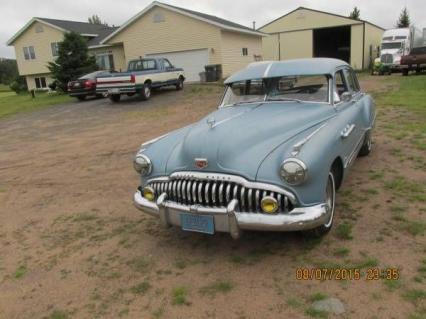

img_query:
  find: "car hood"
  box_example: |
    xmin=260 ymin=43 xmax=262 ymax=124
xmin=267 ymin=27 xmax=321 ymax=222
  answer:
xmin=163 ymin=102 xmax=335 ymax=180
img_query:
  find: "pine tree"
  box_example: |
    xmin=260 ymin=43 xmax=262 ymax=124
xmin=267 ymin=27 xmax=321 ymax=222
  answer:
xmin=88 ymin=14 xmax=108 ymax=26
xmin=396 ymin=7 xmax=410 ymax=28
xmin=47 ymin=32 xmax=98 ymax=91
xmin=349 ymin=7 xmax=360 ymax=20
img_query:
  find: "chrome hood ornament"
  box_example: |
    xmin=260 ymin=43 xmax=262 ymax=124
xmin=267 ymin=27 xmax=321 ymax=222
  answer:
xmin=206 ymin=117 xmax=216 ymax=128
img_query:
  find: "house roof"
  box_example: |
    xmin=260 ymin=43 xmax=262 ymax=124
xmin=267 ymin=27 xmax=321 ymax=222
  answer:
xmin=7 ymin=17 xmax=118 ymax=47
xmin=224 ymin=58 xmax=348 ymax=84
xmin=102 ymin=1 xmax=264 ymax=44
xmin=258 ymin=6 xmax=385 ymax=32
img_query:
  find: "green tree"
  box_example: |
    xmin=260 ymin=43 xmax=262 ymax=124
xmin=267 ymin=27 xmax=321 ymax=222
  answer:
xmin=88 ymin=14 xmax=108 ymax=26
xmin=349 ymin=7 xmax=360 ymax=20
xmin=0 ymin=58 xmax=19 ymax=84
xmin=48 ymin=32 xmax=98 ymax=91
xmin=396 ymin=7 xmax=410 ymax=28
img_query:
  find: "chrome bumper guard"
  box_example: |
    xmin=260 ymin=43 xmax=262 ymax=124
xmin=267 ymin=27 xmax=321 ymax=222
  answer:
xmin=133 ymin=189 xmax=330 ymax=239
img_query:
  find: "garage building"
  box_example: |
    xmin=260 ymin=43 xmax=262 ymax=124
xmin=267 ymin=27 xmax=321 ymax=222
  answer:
xmin=259 ymin=7 xmax=384 ymax=70
xmin=101 ymin=1 xmax=264 ymax=81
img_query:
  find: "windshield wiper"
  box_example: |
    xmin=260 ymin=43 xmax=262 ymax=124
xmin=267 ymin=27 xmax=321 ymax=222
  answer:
xmin=266 ymin=97 xmax=302 ymax=103
xmin=231 ymin=100 xmax=265 ymax=106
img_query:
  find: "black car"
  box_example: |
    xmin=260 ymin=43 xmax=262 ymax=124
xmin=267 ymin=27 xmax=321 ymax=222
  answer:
xmin=67 ymin=71 xmax=111 ymax=101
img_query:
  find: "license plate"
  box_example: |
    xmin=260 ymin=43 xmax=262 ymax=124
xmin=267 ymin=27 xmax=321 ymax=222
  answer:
xmin=180 ymin=213 xmax=214 ymax=234
xmin=108 ymin=88 xmax=120 ymax=94
xmin=73 ymin=83 xmax=80 ymax=87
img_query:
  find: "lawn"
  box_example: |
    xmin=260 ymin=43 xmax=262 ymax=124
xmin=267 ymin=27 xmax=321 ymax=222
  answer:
xmin=0 ymin=90 xmax=72 ymax=118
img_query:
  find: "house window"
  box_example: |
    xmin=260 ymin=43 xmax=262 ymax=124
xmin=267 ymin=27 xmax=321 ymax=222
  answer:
xmin=35 ymin=77 xmax=47 ymax=89
xmin=153 ymin=12 xmax=165 ymax=23
xmin=51 ymin=42 xmax=59 ymax=57
xmin=242 ymin=48 xmax=248 ymax=56
xmin=35 ymin=24 xmax=44 ymax=33
xmin=23 ymin=46 xmax=36 ymax=60
xmin=95 ymin=53 xmax=115 ymax=71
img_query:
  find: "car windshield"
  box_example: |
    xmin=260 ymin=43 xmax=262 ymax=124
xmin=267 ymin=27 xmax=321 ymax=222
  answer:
xmin=222 ymin=74 xmax=330 ymax=106
xmin=381 ymin=42 xmax=402 ymax=50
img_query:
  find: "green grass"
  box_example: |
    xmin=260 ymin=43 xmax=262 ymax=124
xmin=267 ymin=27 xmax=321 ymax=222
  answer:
xmin=0 ymin=91 xmax=71 ymax=118
xmin=199 ymin=281 xmax=234 ymax=297
xmin=48 ymin=310 xmax=68 ymax=319
xmin=384 ymin=177 xmax=425 ymax=202
xmin=130 ymin=280 xmax=151 ymax=295
xmin=14 ymin=264 xmax=27 ymax=279
xmin=305 ymin=307 xmax=328 ymax=318
xmin=335 ymin=222 xmax=353 ymax=240
xmin=309 ymin=293 xmax=327 ymax=302
xmin=403 ymin=289 xmax=426 ymax=303
xmin=333 ymin=247 xmax=350 ymax=257
xmin=286 ymin=298 xmax=304 ymax=309
xmin=172 ymin=287 xmax=189 ymax=306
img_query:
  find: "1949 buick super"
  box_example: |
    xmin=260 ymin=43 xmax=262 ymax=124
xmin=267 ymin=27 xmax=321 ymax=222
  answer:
xmin=133 ymin=58 xmax=375 ymax=239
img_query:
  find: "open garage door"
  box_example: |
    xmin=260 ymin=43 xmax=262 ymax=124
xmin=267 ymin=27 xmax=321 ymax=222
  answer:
xmin=146 ymin=49 xmax=209 ymax=82
xmin=313 ymin=26 xmax=351 ymax=63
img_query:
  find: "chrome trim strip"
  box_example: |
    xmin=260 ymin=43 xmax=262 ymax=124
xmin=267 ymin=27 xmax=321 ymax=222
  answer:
xmin=154 ymin=171 xmax=297 ymax=203
xmin=344 ymin=133 xmax=365 ymax=168
xmin=291 ymin=123 xmax=327 ymax=156
xmin=341 ymin=123 xmax=356 ymax=139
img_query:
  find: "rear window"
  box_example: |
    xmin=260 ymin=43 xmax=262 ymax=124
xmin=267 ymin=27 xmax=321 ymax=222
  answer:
xmin=128 ymin=59 xmax=157 ymax=71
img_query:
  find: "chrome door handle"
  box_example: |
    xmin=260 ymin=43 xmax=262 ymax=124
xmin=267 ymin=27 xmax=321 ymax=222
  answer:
xmin=341 ymin=124 xmax=356 ymax=139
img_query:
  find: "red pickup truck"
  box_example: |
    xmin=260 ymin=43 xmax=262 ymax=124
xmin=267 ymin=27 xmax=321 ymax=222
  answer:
xmin=401 ymin=46 xmax=426 ymax=75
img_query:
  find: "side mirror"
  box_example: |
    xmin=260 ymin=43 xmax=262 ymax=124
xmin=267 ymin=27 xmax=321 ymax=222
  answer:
xmin=341 ymin=92 xmax=353 ymax=102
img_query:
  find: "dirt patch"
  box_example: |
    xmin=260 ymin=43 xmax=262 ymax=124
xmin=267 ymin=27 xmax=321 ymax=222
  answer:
xmin=0 ymin=79 xmax=425 ymax=319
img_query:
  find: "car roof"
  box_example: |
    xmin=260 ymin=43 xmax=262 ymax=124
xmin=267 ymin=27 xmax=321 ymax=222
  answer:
xmin=224 ymin=58 xmax=349 ymax=84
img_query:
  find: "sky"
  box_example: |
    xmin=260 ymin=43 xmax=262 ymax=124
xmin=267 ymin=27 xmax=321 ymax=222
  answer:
xmin=1 ymin=0 xmax=425 ymax=59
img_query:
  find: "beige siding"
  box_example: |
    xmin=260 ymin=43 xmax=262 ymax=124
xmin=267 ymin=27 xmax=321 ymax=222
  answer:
xmin=262 ymin=34 xmax=279 ymax=60
xmin=350 ymin=24 xmax=364 ymax=70
xmin=260 ymin=8 xmax=358 ymax=33
xmin=25 ymin=73 xmax=54 ymax=90
xmin=13 ymin=22 xmax=64 ymax=76
xmin=106 ymin=7 xmax=222 ymax=66
xmin=220 ymin=31 xmax=262 ymax=77
xmin=364 ymin=24 xmax=384 ymax=69
xmin=280 ymin=30 xmax=313 ymax=60
xmin=89 ymin=45 xmax=127 ymax=72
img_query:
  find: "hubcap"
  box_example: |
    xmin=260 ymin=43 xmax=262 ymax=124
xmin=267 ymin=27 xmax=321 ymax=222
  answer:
xmin=145 ymin=86 xmax=150 ymax=97
xmin=324 ymin=172 xmax=335 ymax=228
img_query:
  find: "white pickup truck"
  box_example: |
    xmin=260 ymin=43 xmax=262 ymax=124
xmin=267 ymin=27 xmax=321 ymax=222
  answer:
xmin=96 ymin=58 xmax=185 ymax=102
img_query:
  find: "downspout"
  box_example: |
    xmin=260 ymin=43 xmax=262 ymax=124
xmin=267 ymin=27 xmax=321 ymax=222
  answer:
xmin=362 ymin=22 xmax=366 ymax=70
xmin=278 ymin=33 xmax=281 ymax=60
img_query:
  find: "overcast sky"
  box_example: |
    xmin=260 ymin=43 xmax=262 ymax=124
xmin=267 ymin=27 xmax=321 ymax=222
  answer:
xmin=1 ymin=0 xmax=425 ymax=59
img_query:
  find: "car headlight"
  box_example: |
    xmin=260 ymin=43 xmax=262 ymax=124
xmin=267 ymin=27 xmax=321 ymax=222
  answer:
xmin=280 ymin=158 xmax=308 ymax=185
xmin=133 ymin=153 xmax=152 ymax=175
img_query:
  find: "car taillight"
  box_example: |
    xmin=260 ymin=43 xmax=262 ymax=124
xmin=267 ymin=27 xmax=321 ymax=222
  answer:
xmin=84 ymin=80 xmax=94 ymax=88
xmin=130 ymin=74 xmax=136 ymax=83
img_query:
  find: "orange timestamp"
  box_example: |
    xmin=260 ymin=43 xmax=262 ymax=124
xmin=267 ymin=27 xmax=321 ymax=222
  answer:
xmin=296 ymin=267 xmax=400 ymax=281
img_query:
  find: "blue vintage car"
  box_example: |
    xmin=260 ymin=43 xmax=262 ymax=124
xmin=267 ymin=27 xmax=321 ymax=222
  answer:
xmin=133 ymin=58 xmax=375 ymax=239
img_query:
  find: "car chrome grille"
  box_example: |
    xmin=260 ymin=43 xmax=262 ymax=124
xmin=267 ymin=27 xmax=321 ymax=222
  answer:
xmin=147 ymin=174 xmax=293 ymax=213
xmin=380 ymin=54 xmax=393 ymax=64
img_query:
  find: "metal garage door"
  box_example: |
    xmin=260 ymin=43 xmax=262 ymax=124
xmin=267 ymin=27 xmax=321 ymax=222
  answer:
xmin=146 ymin=49 xmax=209 ymax=82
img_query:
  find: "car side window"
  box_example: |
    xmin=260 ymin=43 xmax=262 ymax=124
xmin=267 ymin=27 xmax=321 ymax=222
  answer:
xmin=334 ymin=70 xmax=348 ymax=103
xmin=343 ymin=68 xmax=360 ymax=93
xmin=163 ymin=59 xmax=172 ymax=69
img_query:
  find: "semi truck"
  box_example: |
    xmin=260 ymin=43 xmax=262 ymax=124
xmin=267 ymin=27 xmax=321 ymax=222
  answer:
xmin=377 ymin=27 xmax=424 ymax=71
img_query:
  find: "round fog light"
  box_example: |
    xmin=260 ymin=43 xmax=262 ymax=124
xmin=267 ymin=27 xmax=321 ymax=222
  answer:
xmin=142 ymin=186 xmax=155 ymax=201
xmin=261 ymin=196 xmax=278 ymax=214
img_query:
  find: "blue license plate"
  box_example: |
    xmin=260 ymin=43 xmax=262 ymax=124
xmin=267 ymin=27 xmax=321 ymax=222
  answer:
xmin=180 ymin=213 xmax=214 ymax=234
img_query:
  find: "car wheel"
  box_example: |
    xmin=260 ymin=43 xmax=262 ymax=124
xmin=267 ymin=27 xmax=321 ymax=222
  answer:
xmin=77 ymin=95 xmax=86 ymax=101
xmin=176 ymin=78 xmax=184 ymax=91
xmin=109 ymin=94 xmax=121 ymax=103
xmin=303 ymin=170 xmax=336 ymax=237
xmin=140 ymin=83 xmax=151 ymax=100
xmin=358 ymin=131 xmax=372 ymax=157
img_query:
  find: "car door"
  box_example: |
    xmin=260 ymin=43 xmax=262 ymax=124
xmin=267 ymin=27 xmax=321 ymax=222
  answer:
xmin=333 ymin=68 xmax=364 ymax=168
xmin=163 ymin=59 xmax=178 ymax=83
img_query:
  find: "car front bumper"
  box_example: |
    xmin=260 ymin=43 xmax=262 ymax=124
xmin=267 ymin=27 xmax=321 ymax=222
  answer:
xmin=133 ymin=188 xmax=330 ymax=239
